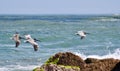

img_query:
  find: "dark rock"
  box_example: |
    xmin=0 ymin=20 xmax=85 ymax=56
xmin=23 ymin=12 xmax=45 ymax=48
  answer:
xmin=82 ymin=58 xmax=120 ymax=71
xmin=85 ymin=58 xmax=99 ymax=64
xmin=111 ymin=62 xmax=120 ymax=71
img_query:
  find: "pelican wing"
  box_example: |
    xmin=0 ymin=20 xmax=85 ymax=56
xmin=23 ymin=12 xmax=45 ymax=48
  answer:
xmin=81 ymin=36 xmax=85 ymax=39
xmin=15 ymin=41 xmax=20 ymax=47
xmin=33 ymin=45 xmax=38 ymax=51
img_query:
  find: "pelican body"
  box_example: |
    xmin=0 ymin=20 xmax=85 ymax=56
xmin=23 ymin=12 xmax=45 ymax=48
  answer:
xmin=76 ymin=31 xmax=88 ymax=39
xmin=12 ymin=32 xmax=21 ymax=47
xmin=25 ymin=35 xmax=39 ymax=51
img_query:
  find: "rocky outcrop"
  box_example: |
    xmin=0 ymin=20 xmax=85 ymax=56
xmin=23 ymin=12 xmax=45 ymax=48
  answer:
xmin=48 ymin=52 xmax=85 ymax=67
xmin=33 ymin=52 xmax=120 ymax=71
xmin=84 ymin=58 xmax=120 ymax=71
xmin=34 ymin=64 xmax=80 ymax=71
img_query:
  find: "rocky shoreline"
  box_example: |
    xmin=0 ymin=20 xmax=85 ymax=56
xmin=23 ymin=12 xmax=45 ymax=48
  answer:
xmin=33 ymin=52 xmax=120 ymax=71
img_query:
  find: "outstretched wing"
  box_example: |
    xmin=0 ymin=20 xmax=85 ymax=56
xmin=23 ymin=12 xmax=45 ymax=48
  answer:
xmin=34 ymin=38 xmax=41 ymax=42
xmin=84 ymin=32 xmax=90 ymax=34
xmin=19 ymin=36 xmax=25 ymax=39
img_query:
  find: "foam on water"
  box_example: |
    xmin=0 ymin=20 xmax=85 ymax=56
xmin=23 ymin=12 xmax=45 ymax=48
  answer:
xmin=0 ymin=44 xmax=14 ymax=47
xmin=95 ymin=18 xmax=120 ymax=22
xmin=0 ymin=65 xmax=40 ymax=71
xmin=42 ymin=41 xmax=65 ymax=46
xmin=75 ymin=48 xmax=120 ymax=60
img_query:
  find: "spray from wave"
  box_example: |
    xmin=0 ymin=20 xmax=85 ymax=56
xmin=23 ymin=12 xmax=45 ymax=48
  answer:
xmin=75 ymin=48 xmax=120 ymax=60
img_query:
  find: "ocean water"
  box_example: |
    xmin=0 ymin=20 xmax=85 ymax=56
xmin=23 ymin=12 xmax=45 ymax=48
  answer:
xmin=0 ymin=15 xmax=120 ymax=71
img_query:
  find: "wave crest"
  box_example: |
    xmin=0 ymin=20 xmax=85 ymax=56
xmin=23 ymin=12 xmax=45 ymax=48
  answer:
xmin=75 ymin=48 xmax=120 ymax=60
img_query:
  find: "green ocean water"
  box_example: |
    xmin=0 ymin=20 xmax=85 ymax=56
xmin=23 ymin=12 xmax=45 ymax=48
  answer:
xmin=0 ymin=15 xmax=120 ymax=71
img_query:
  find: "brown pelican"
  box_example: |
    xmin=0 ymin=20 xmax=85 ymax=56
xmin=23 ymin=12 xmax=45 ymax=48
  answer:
xmin=25 ymin=34 xmax=39 ymax=51
xmin=75 ymin=31 xmax=89 ymax=39
xmin=11 ymin=32 xmax=21 ymax=47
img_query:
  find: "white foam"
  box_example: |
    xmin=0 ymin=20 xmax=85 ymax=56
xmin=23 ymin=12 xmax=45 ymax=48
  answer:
xmin=75 ymin=48 xmax=120 ymax=60
xmin=0 ymin=65 xmax=40 ymax=71
xmin=0 ymin=44 xmax=14 ymax=47
xmin=95 ymin=17 xmax=120 ymax=22
xmin=0 ymin=67 xmax=9 ymax=71
xmin=13 ymin=65 xmax=38 ymax=70
xmin=43 ymin=41 xmax=64 ymax=46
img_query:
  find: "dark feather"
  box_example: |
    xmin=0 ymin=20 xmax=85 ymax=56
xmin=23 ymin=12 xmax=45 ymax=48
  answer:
xmin=19 ymin=36 xmax=25 ymax=39
xmin=81 ymin=36 xmax=85 ymax=39
xmin=33 ymin=45 xmax=38 ymax=51
xmin=15 ymin=41 xmax=20 ymax=47
xmin=34 ymin=38 xmax=41 ymax=42
xmin=84 ymin=32 xmax=90 ymax=34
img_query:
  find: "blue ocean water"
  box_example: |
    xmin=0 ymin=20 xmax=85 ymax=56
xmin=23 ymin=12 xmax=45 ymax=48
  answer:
xmin=0 ymin=15 xmax=120 ymax=71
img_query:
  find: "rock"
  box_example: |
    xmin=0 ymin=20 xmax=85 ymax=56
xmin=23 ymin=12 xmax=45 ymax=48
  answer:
xmin=36 ymin=64 xmax=80 ymax=71
xmin=85 ymin=58 xmax=99 ymax=64
xmin=52 ymin=52 xmax=85 ymax=67
xmin=33 ymin=52 xmax=120 ymax=71
xmin=111 ymin=62 xmax=120 ymax=71
xmin=82 ymin=58 xmax=120 ymax=71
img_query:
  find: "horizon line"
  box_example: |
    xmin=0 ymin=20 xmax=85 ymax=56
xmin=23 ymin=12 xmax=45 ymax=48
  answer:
xmin=0 ymin=13 xmax=119 ymax=16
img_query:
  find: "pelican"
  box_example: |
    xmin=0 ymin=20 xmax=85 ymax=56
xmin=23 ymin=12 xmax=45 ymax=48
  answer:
xmin=25 ymin=34 xmax=39 ymax=51
xmin=75 ymin=31 xmax=89 ymax=39
xmin=11 ymin=32 xmax=21 ymax=47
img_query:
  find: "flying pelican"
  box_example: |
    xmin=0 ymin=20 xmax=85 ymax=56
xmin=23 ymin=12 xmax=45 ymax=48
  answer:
xmin=11 ymin=32 xmax=22 ymax=47
xmin=75 ymin=30 xmax=89 ymax=39
xmin=24 ymin=34 xmax=39 ymax=51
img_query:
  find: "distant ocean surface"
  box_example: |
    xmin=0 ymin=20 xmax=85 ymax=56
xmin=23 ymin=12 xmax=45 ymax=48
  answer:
xmin=0 ymin=15 xmax=120 ymax=71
